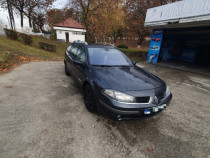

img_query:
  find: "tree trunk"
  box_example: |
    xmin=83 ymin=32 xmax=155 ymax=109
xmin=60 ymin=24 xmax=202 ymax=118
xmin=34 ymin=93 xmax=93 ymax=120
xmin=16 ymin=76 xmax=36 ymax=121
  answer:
xmin=20 ymin=11 xmax=23 ymax=27
xmin=113 ymin=36 xmax=117 ymax=44
xmin=32 ymin=19 xmax=37 ymax=32
xmin=28 ymin=13 xmax=32 ymax=28
xmin=138 ymin=34 xmax=144 ymax=45
xmin=20 ymin=11 xmax=24 ymax=32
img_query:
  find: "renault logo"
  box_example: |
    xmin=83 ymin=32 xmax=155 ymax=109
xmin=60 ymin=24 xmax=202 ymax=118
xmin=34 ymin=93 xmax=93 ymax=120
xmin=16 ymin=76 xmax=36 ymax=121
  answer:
xmin=154 ymin=96 xmax=159 ymax=104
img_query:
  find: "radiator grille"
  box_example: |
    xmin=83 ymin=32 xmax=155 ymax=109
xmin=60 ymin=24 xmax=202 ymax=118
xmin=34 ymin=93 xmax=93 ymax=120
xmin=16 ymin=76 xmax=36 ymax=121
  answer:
xmin=135 ymin=96 xmax=150 ymax=103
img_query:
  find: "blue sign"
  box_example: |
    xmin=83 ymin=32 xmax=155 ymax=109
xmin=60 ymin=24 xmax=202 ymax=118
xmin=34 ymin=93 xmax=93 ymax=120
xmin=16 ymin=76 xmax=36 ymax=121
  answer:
xmin=147 ymin=29 xmax=164 ymax=63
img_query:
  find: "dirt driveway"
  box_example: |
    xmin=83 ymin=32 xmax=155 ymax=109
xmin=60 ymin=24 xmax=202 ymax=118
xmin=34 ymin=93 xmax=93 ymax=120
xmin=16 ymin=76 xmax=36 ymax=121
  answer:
xmin=0 ymin=62 xmax=209 ymax=158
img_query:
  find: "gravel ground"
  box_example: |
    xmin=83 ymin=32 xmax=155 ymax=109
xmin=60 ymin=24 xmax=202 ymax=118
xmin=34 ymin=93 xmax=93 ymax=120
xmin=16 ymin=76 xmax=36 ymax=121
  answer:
xmin=0 ymin=61 xmax=209 ymax=158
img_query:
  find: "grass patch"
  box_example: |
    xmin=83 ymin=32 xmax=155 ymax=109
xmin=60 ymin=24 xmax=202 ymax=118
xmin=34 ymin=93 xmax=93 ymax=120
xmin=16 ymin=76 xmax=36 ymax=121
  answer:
xmin=119 ymin=48 xmax=148 ymax=62
xmin=0 ymin=35 xmax=69 ymax=72
xmin=0 ymin=48 xmax=19 ymax=71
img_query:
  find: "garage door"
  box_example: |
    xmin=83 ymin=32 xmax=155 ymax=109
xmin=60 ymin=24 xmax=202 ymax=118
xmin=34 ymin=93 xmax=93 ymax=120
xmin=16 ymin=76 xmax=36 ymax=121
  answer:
xmin=159 ymin=26 xmax=210 ymax=66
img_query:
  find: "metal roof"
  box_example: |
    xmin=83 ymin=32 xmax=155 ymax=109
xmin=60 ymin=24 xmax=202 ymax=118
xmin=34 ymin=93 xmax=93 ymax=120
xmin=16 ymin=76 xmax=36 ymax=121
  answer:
xmin=144 ymin=0 xmax=210 ymax=28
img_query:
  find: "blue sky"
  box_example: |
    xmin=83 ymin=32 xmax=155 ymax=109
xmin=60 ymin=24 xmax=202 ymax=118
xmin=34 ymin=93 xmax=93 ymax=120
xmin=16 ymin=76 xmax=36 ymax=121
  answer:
xmin=53 ymin=0 xmax=69 ymax=9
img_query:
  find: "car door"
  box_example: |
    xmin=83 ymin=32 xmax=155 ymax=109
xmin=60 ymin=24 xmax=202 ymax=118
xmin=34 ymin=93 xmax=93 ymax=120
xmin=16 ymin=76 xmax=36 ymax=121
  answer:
xmin=65 ymin=44 xmax=73 ymax=73
xmin=66 ymin=44 xmax=78 ymax=75
xmin=73 ymin=45 xmax=87 ymax=85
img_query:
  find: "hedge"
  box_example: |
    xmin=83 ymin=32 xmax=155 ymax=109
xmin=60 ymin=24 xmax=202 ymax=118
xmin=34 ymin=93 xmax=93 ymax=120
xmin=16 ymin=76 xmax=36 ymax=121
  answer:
xmin=119 ymin=48 xmax=148 ymax=58
xmin=4 ymin=28 xmax=19 ymax=40
xmin=117 ymin=44 xmax=128 ymax=49
xmin=20 ymin=33 xmax=33 ymax=45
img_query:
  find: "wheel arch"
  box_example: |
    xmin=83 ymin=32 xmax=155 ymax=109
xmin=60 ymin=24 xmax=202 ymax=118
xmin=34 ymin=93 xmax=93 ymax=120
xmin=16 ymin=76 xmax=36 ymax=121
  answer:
xmin=83 ymin=79 xmax=96 ymax=93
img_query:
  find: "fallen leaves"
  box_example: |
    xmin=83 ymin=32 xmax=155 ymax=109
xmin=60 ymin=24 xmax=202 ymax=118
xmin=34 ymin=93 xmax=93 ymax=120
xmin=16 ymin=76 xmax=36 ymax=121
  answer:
xmin=0 ymin=55 xmax=43 ymax=73
xmin=5 ymin=86 xmax=13 ymax=88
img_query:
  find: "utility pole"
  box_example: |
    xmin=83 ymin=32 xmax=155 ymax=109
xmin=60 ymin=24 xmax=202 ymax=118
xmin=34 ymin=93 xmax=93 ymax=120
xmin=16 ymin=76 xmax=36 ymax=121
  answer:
xmin=6 ymin=0 xmax=15 ymax=30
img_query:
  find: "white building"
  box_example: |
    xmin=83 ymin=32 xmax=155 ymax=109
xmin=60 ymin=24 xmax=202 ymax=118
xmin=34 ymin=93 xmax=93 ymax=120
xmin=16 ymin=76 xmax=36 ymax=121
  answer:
xmin=53 ymin=18 xmax=86 ymax=42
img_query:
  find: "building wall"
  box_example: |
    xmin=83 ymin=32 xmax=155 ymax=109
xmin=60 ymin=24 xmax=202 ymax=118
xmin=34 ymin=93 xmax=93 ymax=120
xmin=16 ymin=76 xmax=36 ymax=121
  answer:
xmin=56 ymin=30 xmax=85 ymax=42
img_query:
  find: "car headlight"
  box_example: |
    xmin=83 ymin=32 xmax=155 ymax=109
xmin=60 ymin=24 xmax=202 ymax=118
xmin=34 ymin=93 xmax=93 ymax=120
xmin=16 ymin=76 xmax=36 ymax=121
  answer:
xmin=103 ymin=89 xmax=135 ymax=103
xmin=166 ymin=85 xmax=171 ymax=97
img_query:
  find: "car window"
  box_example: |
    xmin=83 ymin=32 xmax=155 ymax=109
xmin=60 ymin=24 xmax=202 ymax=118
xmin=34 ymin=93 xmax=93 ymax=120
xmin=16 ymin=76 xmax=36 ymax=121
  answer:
xmin=67 ymin=45 xmax=72 ymax=51
xmin=76 ymin=46 xmax=86 ymax=63
xmin=88 ymin=48 xmax=131 ymax=66
xmin=70 ymin=45 xmax=79 ymax=59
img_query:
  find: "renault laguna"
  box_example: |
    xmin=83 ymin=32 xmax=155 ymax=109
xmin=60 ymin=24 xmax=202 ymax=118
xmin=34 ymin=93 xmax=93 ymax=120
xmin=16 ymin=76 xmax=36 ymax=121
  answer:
xmin=64 ymin=41 xmax=172 ymax=120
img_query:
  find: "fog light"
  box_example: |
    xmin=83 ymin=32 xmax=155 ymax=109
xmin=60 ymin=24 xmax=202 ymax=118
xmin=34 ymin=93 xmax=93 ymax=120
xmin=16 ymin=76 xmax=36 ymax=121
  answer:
xmin=117 ymin=115 xmax=122 ymax=120
xmin=144 ymin=109 xmax=151 ymax=115
xmin=158 ymin=105 xmax=164 ymax=110
xmin=152 ymin=107 xmax=159 ymax=112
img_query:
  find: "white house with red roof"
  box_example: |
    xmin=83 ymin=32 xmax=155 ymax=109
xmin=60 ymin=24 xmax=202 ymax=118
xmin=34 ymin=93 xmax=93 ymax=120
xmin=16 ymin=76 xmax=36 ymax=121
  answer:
xmin=53 ymin=18 xmax=86 ymax=42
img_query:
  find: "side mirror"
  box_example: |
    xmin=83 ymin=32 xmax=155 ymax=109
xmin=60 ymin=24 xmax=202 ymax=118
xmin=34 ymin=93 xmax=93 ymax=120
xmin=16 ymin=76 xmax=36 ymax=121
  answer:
xmin=132 ymin=61 xmax=137 ymax=65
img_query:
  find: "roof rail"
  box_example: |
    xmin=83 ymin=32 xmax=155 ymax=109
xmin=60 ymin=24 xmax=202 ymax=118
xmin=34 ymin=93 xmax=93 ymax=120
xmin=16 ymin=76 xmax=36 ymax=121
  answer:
xmin=73 ymin=40 xmax=88 ymax=45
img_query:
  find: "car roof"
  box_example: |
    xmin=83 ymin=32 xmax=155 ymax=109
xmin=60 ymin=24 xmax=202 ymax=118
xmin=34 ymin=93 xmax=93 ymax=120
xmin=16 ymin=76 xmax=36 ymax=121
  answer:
xmin=86 ymin=45 xmax=115 ymax=49
xmin=72 ymin=41 xmax=115 ymax=49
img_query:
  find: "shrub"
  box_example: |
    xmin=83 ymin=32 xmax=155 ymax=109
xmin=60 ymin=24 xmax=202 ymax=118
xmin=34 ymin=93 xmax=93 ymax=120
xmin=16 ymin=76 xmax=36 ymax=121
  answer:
xmin=50 ymin=30 xmax=57 ymax=41
xmin=39 ymin=42 xmax=56 ymax=52
xmin=20 ymin=33 xmax=33 ymax=45
xmin=117 ymin=44 xmax=128 ymax=49
xmin=4 ymin=28 xmax=19 ymax=40
xmin=119 ymin=48 xmax=148 ymax=60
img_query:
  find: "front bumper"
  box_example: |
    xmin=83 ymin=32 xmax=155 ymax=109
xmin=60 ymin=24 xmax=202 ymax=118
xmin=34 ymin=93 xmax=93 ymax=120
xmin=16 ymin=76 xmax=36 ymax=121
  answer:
xmin=97 ymin=93 xmax=172 ymax=120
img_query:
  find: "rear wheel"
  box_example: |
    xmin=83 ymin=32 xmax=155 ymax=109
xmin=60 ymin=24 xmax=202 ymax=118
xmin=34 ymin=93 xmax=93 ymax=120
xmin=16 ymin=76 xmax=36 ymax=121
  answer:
xmin=65 ymin=63 xmax=70 ymax=76
xmin=84 ymin=84 xmax=97 ymax=113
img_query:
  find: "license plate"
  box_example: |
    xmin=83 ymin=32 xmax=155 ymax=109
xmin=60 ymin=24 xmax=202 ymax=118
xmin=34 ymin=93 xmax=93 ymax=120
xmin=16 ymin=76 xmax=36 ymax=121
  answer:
xmin=144 ymin=109 xmax=151 ymax=115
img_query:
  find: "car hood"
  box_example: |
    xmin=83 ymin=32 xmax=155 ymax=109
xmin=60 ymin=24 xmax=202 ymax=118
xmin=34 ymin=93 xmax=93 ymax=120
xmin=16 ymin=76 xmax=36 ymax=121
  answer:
xmin=92 ymin=66 xmax=165 ymax=92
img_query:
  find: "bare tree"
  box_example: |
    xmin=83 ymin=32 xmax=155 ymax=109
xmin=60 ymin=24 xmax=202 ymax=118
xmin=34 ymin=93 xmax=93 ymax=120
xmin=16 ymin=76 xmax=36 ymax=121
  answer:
xmin=24 ymin=0 xmax=54 ymax=28
xmin=10 ymin=0 xmax=26 ymax=28
xmin=124 ymin=0 xmax=180 ymax=46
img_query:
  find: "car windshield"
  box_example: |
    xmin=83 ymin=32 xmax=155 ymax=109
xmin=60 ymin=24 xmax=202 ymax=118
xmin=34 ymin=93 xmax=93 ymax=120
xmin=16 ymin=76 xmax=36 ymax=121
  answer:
xmin=88 ymin=48 xmax=131 ymax=66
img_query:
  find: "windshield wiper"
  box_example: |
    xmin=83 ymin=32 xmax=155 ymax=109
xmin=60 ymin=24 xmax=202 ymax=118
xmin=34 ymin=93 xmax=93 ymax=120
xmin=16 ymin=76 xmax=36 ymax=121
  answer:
xmin=92 ymin=65 xmax=130 ymax=67
xmin=92 ymin=65 xmax=113 ymax=67
xmin=113 ymin=65 xmax=131 ymax=67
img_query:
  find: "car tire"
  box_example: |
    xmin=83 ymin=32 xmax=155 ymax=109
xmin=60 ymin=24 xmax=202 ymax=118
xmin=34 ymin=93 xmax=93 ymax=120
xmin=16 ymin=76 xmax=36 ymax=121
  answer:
xmin=84 ymin=84 xmax=97 ymax=113
xmin=65 ymin=63 xmax=70 ymax=76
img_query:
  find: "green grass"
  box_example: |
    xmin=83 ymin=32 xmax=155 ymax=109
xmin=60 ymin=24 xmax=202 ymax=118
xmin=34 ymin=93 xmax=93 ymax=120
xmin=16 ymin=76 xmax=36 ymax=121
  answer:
xmin=118 ymin=48 xmax=148 ymax=63
xmin=0 ymin=35 xmax=69 ymax=71
xmin=30 ymin=35 xmax=69 ymax=56
xmin=0 ymin=35 xmax=69 ymax=60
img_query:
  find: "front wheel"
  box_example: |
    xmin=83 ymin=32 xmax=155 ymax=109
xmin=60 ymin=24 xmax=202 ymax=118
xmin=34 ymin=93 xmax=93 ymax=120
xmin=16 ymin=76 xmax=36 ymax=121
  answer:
xmin=84 ymin=84 xmax=97 ymax=113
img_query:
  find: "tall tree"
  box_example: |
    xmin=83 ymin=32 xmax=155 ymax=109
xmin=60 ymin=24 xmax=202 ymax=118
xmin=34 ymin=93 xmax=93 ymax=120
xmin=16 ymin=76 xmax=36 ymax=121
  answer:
xmin=25 ymin=0 xmax=54 ymax=28
xmin=90 ymin=0 xmax=125 ymax=44
xmin=67 ymin=0 xmax=125 ymax=43
xmin=124 ymin=0 xmax=180 ymax=46
xmin=47 ymin=8 xmax=77 ymax=29
xmin=33 ymin=13 xmax=46 ymax=32
xmin=0 ymin=0 xmax=54 ymax=30
xmin=10 ymin=0 xmax=26 ymax=28
xmin=67 ymin=0 xmax=107 ymax=41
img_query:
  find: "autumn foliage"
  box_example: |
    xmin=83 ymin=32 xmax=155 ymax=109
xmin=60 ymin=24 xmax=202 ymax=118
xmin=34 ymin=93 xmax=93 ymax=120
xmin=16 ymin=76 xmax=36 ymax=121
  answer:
xmin=46 ymin=0 xmax=180 ymax=44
